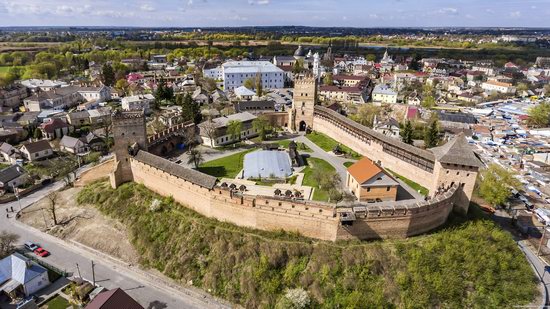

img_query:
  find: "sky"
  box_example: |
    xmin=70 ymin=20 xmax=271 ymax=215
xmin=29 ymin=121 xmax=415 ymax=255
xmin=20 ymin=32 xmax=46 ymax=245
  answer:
xmin=0 ymin=0 xmax=549 ymax=28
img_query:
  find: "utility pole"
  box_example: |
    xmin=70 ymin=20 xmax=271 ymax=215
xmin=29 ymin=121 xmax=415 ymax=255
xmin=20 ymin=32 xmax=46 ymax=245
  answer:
xmin=538 ymin=225 xmax=548 ymax=256
xmin=91 ymin=260 xmax=96 ymax=286
xmin=76 ymin=263 xmax=82 ymax=279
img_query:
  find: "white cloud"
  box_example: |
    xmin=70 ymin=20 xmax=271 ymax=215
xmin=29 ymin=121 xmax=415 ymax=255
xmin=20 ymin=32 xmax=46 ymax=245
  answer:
xmin=140 ymin=4 xmax=156 ymax=12
xmin=510 ymin=11 xmax=521 ymax=18
xmin=437 ymin=7 xmax=458 ymax=16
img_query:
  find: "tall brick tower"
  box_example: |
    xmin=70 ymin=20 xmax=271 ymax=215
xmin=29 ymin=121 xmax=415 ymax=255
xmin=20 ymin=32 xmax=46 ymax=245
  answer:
xmin=109 ymin=110 xmax=148 ymax=188
xmin=288 ymin=74 xmax=317 ymax=132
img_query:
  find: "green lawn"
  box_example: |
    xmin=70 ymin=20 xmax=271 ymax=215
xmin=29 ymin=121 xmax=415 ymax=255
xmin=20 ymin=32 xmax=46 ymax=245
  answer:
xmin=198 ymin=149 xmax=256 ymax=179
xmin=306 ymin=132 xmax=362 ymax=159
xmin=275 ymin=140 xmax=313 ymax=153
xmin=343 ymin=162 xmax=354 ymax=168
xmin=387 ymin=168 xmax=429 ymax=196
xmin=302 ymin=157 xmax=336 ymax=202
xmin=41 ymin=295 xmax=71 ymax=309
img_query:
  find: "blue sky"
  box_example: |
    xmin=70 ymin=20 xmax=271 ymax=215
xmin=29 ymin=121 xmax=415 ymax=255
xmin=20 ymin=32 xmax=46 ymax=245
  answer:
xmin=0 ymin=0 xmax=549 ymax=27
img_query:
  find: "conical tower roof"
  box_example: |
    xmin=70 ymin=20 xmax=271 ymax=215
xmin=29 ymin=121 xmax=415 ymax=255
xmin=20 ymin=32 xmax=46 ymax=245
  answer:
xmin=430 ymin=133 xmax=483 ymax=168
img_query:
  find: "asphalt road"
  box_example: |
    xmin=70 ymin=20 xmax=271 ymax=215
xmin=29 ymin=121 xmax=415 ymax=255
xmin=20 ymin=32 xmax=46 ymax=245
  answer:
xmin=1 ymin=165 xmax=229 ymax=309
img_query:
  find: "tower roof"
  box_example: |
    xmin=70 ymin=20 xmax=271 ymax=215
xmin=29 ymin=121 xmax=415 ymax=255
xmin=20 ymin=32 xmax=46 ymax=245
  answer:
xmin=430 ymin=133 xmax=483 ymax=168
xmin=294 ymin=45 xmax=305 ymax=57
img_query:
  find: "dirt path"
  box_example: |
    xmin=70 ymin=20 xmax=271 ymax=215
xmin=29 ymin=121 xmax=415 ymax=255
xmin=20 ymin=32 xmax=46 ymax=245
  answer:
xmin=19 ymin=159 xmax=139 ymax=264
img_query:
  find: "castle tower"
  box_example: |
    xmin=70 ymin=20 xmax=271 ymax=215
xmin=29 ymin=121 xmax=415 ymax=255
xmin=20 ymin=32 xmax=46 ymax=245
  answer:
xmin=109 ymin=110 xmax=148 ymax=188
xmin=288 ymin=74 xmax=317 ymax=132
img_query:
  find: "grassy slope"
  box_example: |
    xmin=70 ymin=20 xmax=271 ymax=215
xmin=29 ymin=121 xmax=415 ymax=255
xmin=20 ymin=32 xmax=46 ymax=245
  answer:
xmin=77 ymin=180 xmax=538 ymax=308
xmin=198 ymin=149 xmax=256 ymax=179
xmin=306 ymin=132 xmax=362 ymax=159
xmin=387 ymin=168 xmax=429 ymax=196
xmin=302 ymin=158 xmax=336 ymax=202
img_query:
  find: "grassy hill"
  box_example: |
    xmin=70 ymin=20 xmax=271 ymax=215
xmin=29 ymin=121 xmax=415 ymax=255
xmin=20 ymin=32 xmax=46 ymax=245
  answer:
xmin=77 ymin=180 xmax=538 ymax=308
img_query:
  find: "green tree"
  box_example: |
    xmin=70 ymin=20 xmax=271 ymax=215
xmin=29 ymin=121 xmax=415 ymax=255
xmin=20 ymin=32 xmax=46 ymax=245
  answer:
xmin=227 ymin=120 xmax=242 ymax=142
xmin=101 ymin=63 xmax=115 ymax=86
xmin=255 ymin=73 xmax=263 ymax=97
xmin=178 ymin=93 xmax=202 ymax=124
xmin=350 ymin=104 xmax=381 ymax=128
xmin=478 ymin=164 xmax=521 ymax=207
xmin=115 ymin=79 xmax=129 ymax=95
xmin=33 ymin=127 xmax=43 ymax=139
xmin=366 ymin=54 xmax=377 ymax=62
xmin=187 ymin=148 xmax=204 ymax=169
xmin=243 ymin=79 xmax=255 ymax=90
xmin=292 ymin=59 xmax=304 ymax=74
xmin=424 ymin=119 xmax=439 ymax=148
xmin=252 ymin=115 xmax=270 ymax=141
xmin=401 ymin=120 xmax=414 ymax=144
xmin=527 ymin=103 xmax=550 ymax=128
xmin=421 ymin=95 xmax=436 ymax=109
xmin=323 ymin=73 xmax=333 ymax=86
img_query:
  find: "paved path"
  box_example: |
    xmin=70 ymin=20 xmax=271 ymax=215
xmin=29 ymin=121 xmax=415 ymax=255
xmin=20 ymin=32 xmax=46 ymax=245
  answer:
xmin=1 ymin=163 xmax=229 ymax=309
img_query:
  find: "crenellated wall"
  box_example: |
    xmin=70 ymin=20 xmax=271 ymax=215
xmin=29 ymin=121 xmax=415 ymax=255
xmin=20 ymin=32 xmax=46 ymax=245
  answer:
xmin=128 ymin=156 xmax=459 ymax=241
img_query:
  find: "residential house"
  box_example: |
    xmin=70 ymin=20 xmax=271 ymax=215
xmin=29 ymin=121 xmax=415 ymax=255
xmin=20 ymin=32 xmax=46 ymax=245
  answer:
xmin=77 ymin=86 xmax=111 ymax=103
xmin=82 ymin=132 xmax=105 ymax=152
xmin=88 ymin=108 xmax=111 ymax=126
xmin=482 ymin=81 xmax=516 ymax=94
xmin=66 ymin=111 xmax=91 ymax=127
xmin=20 ymin=79 xmax=67 ymax=92
xmin=234 ymin=86 xmax=256 ymax=101
xmin=0 ymin=142 xmax=21 ymax=164
xmin=60 ymin=136 xmax=88 ymax=154
xmin=23 ymin=86 xmax=84 ymax=112
xmin=121 ymin=94 xmax=154 ymax=114
xmin=0 ymin=165 xmax=29 ymax=192
xmin=40 ymin=118 xmax=73 ymax=139
xmin=0 ymin=253 xmax=50 ymax=299
xmin=85 ymin=288 xmax=144 ymax=309
xmin=374 ymin=118 xmax=401 ymax=139
xmin=20 ymin=140 xmax=54 ymax=162
xmin=319 ymin=86 xmax=367 ymax=104
xmin=198 ymin=112 xmax=258 ymax=147
xmin=192 ymin=87 xmax=210 ymax=105
xmin=346 ymin=157 xmax=399 ymax=202
xmin=372 ymin=85 xmax=398 ymax=104
xmin=0 ymin=84 xmax=29 ymax=111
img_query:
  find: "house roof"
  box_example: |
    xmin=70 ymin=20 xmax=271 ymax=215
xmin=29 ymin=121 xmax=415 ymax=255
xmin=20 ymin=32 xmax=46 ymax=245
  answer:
xmin=85 ymin=288 xmax=144 ymax=309
xmin=60 ymin=135 xmax=85 ymax=149
xmin=234 ymin=86 xmax=256 ymax=97
xmin=347 ymin=157 xmax=384 ymax=184
xmin=134 ymin=151 xmax=217 ymax=189
xmin=199 ymin=112 xmax=257 ymax=129
xmin=0 ymin=253 xmax=47 ymax=288
xmin=0 ymin=142 xmax=16 ymax=155
xmin=430 ymin=133 xmax=483 ymax=168
xmin=0 ymin=165 xmax=26 ymax=184
xmin=21 ymin=140 xmax=52 ymax=154
xmin=40 ymin=118 xmax=70 ymax=134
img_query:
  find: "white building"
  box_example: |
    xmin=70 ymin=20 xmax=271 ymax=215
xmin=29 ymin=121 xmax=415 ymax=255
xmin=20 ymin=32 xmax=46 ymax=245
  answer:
xmin=198 ymin=112 xmax=258 ymax=147
xmin=121 ymin=94 xmax=155 ymax=114
xmin=481 ymin=81 xmax=516 ymax=94
xmin=20 ymin=79 xmax=68 ymax=92
xmin=0 ymin=253 xmax=50 ymax=297
xmin=222 ymin=61 xmax=285 ymax=91
xmin=372 ymin=85 xmax=398 ymax=104
xmin=203 ymin=67 xmax=223 ymax=80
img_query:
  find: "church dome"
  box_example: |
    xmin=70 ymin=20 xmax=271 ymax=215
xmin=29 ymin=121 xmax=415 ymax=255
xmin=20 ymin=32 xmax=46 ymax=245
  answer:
xmin=294 ymin=45 xmax=305 ymax=57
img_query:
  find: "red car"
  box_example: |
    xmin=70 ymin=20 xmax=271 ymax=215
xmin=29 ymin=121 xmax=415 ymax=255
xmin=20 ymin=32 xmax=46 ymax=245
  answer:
xmin=34 ymin=247 xmax=50 ymax=257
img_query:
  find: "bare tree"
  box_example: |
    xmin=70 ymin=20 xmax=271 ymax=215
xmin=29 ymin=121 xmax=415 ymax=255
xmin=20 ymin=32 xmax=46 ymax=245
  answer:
xmin=184 ymin=126 xmax=198 ymax=150
xmin=46 ymin=192 xmax=60 ymax=226
xmin=201 ymin=118 xmax=218 ymax=148
xmin=0 ymin=230 xmax=19 ymax=257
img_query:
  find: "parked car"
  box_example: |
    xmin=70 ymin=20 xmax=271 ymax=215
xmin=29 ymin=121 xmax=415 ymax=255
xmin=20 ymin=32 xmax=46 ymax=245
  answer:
xmin=34 ymin=247 xmax=50 ymax=257
xmin=26 ymin=242 xmax=50 ymax=257
xmin=24 ymin=241 xmax=38 ymax=251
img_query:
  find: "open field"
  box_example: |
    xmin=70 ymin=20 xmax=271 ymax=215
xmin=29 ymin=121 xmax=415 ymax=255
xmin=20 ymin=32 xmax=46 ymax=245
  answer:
xmin=75 ymin=179 xmax=539 ymax=308
xmin=198 ymin=148 xmax=256 ymax=179
xmin=302 ymin=157 xmax=337 ymax=202
xmin=306 ymin=132 xmax=362 ymax=159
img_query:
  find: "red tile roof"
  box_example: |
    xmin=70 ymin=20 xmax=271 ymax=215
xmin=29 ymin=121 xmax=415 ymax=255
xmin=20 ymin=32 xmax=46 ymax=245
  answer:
xmin=85 ymin=288 xmax=144 ymax=309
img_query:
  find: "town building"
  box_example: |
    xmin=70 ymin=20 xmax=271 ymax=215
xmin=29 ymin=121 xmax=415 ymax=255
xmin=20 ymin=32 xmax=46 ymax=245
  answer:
xmin=20 ymin=79 xmax=67 ymax=92
xmin=0 ymin=165 xmax=28 ymax=192
xmin=481 ymin=81 xmax=516 ymax=94
xmin=85 ymin=288 xmax=144 ymax=309
xmin=372 ymin=85 xmax=398 ymax=104
xmin=0 ymin=84 xmax=29 ymax=111
xmin=19 ymin=140 xmax=54 ymax=162
xmin=40 ymin=118 xmax=73 ymax=139
xmin=60 ymin=135 xmax=89 ymax=154
xmin=221 ymin=61 xmax=285 ymax=91
xmin=0 ymin=253 xmax=50 ymax=299
xmin=198 ymin=112 xmax=258 ymax=147
xmin=121 ymin=94 xmax=154 ymax=114
xmin=346 ymin=158 xmax=399 ymax=202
